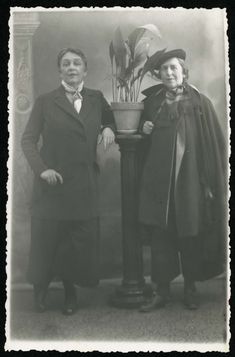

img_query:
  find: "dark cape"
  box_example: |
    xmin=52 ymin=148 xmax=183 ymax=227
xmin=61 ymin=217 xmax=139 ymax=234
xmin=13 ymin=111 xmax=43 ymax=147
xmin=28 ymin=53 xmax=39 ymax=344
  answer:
xmin=139 ymin=84 xmax=227 ymax=280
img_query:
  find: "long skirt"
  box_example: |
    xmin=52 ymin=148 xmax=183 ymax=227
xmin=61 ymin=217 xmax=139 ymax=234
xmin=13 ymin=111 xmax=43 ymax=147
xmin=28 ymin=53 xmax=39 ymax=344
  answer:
xmin=27 ymin=217 xmax=100 ymax=287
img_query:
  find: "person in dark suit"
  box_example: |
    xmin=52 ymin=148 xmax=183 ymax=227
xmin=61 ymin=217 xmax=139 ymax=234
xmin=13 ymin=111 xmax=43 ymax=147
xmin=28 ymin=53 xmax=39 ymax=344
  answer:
xmin=21 ymin=48 xmax=115 ymax=315
xmin=138 ymin=49 xmax=226 ymax=312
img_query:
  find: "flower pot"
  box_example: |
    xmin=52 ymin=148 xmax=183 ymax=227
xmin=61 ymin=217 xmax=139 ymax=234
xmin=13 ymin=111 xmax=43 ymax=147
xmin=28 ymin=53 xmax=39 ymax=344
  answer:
xmin=111 ymin=102 xmax=144 ymax=134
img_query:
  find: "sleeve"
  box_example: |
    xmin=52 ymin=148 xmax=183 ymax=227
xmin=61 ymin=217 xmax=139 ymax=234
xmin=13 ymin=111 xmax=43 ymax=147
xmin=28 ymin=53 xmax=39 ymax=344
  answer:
xmin=138 ymin=111 xmax=148 ymax=134
xmin=99 ymin=91 xmax=116 ymax=133
xmin=21 ymin=96 xmax=48 ymax=176
xmin=199 ymin=94 xmax=227 ymax=196
xmin=203 ymin=96 xmax=226 ymax=162
xmin=138 ymin=98 xmax=151 ymax=135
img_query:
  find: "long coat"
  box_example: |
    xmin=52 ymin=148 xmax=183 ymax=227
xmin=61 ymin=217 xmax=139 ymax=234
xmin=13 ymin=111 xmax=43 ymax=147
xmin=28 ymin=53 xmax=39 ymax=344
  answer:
xmin=22 ymin=85 xmax=115 ymax=220
xmin=138 ymin=84 xmax=227 ymax=278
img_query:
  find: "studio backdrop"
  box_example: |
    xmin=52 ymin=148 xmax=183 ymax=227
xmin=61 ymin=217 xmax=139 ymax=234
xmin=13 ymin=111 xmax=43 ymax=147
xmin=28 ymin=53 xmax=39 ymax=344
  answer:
xmin=10 ymin=8 xmax=228 ymax=285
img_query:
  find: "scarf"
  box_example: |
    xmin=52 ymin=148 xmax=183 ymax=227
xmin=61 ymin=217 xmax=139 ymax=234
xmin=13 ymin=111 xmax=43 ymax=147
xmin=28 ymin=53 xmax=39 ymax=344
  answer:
xmin=61 ymin=80 xmax=84 ymax=114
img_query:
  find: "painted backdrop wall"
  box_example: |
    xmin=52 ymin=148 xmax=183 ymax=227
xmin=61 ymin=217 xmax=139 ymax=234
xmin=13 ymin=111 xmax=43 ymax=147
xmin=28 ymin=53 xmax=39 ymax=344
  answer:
xmin=11 ymin=8 xmax=228 ymax=284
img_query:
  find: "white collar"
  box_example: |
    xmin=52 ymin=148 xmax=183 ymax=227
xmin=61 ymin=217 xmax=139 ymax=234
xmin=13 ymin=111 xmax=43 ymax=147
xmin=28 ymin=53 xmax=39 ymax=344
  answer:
xmin=61 ymin=80 xmax=84 ymax=93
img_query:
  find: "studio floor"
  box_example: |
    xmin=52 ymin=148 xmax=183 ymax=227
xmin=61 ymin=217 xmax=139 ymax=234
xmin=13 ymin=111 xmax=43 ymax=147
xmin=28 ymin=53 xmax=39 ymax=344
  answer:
xmin=7 ymin=277 xmax=229 ymax=352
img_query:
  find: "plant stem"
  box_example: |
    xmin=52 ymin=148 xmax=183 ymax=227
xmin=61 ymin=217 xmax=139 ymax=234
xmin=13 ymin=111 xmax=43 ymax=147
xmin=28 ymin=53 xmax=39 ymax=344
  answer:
xmin=133 ymin=69 xmax=136 ymax=102
xmin=136 ymin=77 xmax=142 ymax=102
xmin=115 ymin=64 xmax=117 ymax=102
xmin=111 ymin=63 xmax=114 ymax=102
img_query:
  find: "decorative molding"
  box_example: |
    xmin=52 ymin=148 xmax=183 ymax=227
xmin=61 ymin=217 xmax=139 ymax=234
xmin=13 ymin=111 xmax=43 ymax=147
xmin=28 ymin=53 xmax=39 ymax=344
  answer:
xmin=14 ymin=38 xmax=32 ymax=114
xmin=16 ymin=41 xmax=30 ymax=91
xmin=14 ymin=23 xmax=41 ymax=36
xmin=13 ymin=12 xmax=40 ymax=114
xmin=13 ymin=12 xmax=40 ymax=36
xmin=15 ymin=94 xmax=32 ymax=113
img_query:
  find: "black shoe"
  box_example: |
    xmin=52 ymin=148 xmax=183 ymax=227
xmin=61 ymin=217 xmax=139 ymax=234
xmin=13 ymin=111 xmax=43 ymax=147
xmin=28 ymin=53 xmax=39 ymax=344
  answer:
xmin=33 ymin=284 xmax=48 ymax=313
xmin=184 ymin=283 xmax=199 ymax=310
xmin=62 ymin=281 xmax=77 ymax=315
xmin=139 ymin=294 xmax=169 ymax=313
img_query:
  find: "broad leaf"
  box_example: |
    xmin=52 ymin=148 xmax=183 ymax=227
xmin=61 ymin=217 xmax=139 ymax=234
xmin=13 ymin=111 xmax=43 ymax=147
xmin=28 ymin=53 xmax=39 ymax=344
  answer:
xmin=140 ymin=48 xmax=166 ymax=82
xmin=115 ymin=65 xmax=129 ymax=83
xmin=130 ymin=67 xmax=143 ymax=86
xmin=112 ymin=27 xmax=128 ymax=71
xmin=133 ymin=37 xmax=150 ymax=68
xmin=124 ymin=41 xmax=131 ymax=58
xmin=109 ymin=24 xmax=163 ymax=102
xmin=138 ymin=24 xmax=161 ymax=39
xmin=128 ymin=28 xmax=146 ymax=57
xmin=128 ymin=24 xmax=161 ymax=58
xmin=122 ymin=65 xmax=133 ymax=81
xmin=118 ymin=77 xmax=129 ymax=90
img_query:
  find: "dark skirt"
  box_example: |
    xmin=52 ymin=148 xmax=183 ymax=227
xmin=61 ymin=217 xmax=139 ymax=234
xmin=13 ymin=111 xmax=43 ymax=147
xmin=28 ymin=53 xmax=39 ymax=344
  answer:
xmin=27 ymin=217 xmax=100 ymax=287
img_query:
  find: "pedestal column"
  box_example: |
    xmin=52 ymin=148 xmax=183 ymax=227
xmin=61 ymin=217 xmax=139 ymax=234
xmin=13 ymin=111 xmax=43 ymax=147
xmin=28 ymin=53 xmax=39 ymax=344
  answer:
xmin=112 ymin=134 xmax=147 ymax=307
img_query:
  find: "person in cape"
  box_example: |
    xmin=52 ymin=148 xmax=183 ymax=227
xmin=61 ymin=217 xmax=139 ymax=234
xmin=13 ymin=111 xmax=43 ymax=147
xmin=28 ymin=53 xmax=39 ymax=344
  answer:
xmin=138 ymin=49 xmax=227 ymax=312
xmin=21 ymin=48 xmax=115 ymax=315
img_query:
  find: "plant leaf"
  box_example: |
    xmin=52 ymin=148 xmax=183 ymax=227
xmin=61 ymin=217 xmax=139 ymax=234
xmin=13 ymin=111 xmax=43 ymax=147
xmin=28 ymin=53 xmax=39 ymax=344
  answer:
xmin=138 ymin=24 xmax=162 ymax=39
xmin=112 ymin=27 xmax=128 ymax=70
xmin=128 ymin=24 xmax=161 ymax=58
xmin=109 ymin=41 xmax=115 ymax=66
xmin=140 ymin=48 xmax=167 ymax=82
xmin=130 ymin=67 xmax=143 ymax=86
xmin=124 ymin=41 xmax=131 ymax=58
xmin=128 ymin=28 xmax=146 ymax=57
xmin=133 ymin=38 xmax=150 ymax=68
xmin=117 ymin=76 xmax=130 ymax=94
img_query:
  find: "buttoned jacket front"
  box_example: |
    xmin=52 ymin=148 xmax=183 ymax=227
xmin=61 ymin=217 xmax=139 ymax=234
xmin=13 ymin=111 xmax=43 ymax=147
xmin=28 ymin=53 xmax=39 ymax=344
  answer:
xmin=22 ymin=86 xmax=115 ymax=220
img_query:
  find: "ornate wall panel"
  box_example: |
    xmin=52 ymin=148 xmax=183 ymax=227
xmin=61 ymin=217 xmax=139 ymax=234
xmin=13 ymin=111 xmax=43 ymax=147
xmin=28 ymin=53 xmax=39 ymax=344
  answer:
xmin=11 ymin=13 xmax=40 ymax=283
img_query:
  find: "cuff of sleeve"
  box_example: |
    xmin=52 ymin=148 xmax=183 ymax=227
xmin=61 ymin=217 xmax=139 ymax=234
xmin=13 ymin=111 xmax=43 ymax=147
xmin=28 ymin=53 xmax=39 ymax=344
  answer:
xmin=34 ymin=164 xmax=48 ymax=177
xmin=138 ymin=121 xmax=145 ymax=134
xmin=101 ymin=124 xmax=116 ymax=133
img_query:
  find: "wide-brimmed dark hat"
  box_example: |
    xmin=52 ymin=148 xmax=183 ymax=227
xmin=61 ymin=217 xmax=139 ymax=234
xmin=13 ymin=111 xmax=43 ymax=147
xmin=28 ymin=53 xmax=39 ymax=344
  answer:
xmin=154 ymin=49 xmax=186 ymax=70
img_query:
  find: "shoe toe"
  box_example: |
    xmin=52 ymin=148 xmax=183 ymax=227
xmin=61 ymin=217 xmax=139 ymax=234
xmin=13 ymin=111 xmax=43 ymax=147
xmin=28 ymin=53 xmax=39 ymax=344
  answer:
xmin=34 ymin=291 xmax=47 ymax=313
xmin=63 ymin=304 xmax=77 ymax=315
xmin=184 ymin=293 xmax=199 ymax=310
xmin=63 ymin=298 xmax=77 ymax=315
xmin=35 ymin=302 xmax=46 ymax=313
xmin=184 ymin=301 xmax=199 ymax=310
xmin=139 ymin=296 xmax=167 ymax=313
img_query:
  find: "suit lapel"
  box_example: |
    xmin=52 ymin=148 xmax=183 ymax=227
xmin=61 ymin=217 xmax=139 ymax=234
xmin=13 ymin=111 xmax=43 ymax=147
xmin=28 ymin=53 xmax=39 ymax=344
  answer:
xmin=53 ymin=86 xmax=94 ymax=127
xmin=77 ymin=88 xmax=94 ymax=124
xmin=53 ymin=86 xmax=80 ymax=122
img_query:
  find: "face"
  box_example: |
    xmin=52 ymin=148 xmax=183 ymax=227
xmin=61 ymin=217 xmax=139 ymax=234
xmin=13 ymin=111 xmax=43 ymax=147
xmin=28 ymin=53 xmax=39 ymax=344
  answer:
xmin=159 ymin=57 xmax=184 ymax=90
xmin=59 ymin=51 xmax=87 ymax=88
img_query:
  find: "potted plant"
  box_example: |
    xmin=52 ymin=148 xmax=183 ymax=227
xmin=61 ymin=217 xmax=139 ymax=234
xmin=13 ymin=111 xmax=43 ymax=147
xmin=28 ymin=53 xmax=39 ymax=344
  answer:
xmin=109 ymin=24 xmax=164 ymax=134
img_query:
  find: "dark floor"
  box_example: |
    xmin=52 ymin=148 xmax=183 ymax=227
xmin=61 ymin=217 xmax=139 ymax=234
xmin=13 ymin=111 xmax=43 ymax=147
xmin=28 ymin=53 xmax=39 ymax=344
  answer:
xmin=7 ymin=277 xmax=229 ymax=352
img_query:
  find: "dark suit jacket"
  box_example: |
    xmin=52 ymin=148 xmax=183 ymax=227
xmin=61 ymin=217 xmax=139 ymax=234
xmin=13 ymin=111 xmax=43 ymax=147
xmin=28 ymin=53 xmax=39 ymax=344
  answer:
xmin=22 ymin=85 xmax=115 ymax=220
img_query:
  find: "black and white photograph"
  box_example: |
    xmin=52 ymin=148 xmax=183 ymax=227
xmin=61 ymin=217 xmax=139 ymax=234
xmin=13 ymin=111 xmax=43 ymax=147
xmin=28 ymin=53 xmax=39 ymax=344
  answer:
xmin=6 ymin=7 xmax=230 ymax=352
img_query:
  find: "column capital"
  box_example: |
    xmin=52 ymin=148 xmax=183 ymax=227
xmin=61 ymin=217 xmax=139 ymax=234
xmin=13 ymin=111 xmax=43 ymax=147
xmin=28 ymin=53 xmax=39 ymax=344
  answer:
xmin=13 ymin=12 xmax=40 ymax=36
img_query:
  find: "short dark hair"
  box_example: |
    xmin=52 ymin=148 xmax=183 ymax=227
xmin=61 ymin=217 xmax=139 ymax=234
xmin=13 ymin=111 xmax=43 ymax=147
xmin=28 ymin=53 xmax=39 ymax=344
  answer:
xmin=155 ymin=57 xmax=189 ymax=81
xmin=57 ymin=48 xmax=88 ymax=69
